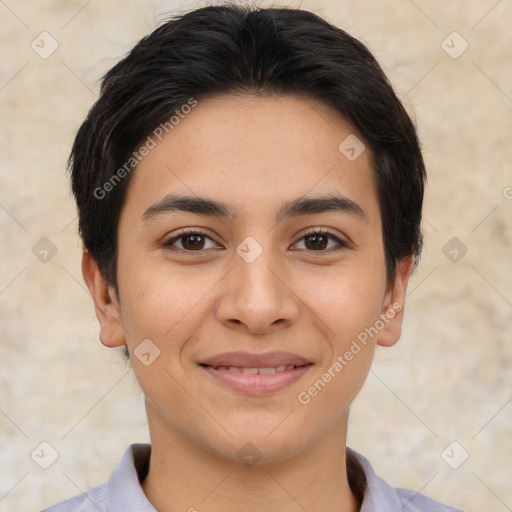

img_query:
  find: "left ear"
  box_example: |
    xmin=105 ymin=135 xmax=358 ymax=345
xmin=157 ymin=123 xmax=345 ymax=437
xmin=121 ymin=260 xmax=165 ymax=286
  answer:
xmin=376 ymin=255 xmax=414 ymax=348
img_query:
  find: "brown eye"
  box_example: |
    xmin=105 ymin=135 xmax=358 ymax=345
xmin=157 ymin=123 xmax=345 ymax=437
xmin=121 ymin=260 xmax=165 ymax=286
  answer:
xmin=180 ymin=234 xmax=206 ymax=250
xmin=292 ymin=229 xmax=349 ymax=252
xmin=304 ymin=233 xmax=329 ymax=250
xmin=164 ymin=229 xmax=218 ymax=251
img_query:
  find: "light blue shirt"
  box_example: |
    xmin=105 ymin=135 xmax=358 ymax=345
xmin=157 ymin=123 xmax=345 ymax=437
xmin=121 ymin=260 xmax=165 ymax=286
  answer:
xmin=41 ymin=443 xmax=465 ymax=511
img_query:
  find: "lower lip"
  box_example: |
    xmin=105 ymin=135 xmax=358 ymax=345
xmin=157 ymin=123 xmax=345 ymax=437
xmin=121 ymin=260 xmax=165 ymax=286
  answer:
xmin=199 ymin=364 xmax=313 ymax=395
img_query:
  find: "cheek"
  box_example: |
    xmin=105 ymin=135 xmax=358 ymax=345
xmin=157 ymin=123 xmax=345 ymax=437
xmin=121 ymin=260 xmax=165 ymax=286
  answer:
xmin=296 ymin=279 xmax=380 ymax=418
xmin=116 ymin=258 xmax=220 ymax=377
xmin=116 ymin=256 xmax=189 ymax=338
xmin=298 ymin=264 xmax=385 ymax=338
xmin=295 ymin=265 xmax=385 ymax=401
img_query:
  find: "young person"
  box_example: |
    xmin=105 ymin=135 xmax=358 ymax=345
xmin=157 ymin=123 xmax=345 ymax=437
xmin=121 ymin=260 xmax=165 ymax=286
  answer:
xmin=43 ymin=3 xmax=465 ymax=511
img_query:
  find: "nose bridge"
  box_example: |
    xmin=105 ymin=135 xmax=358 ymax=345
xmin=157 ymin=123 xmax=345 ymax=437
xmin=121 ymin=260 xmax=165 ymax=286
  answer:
xmin=216 ymin=235 xmax=299 ymax=332
xmin=234 ymin=236 xmax=284 ymax=306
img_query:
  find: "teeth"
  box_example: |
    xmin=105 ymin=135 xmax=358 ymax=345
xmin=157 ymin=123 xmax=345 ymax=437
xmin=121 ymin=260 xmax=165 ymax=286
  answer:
xmin=212 ymin=365 xmax=297 ymax=373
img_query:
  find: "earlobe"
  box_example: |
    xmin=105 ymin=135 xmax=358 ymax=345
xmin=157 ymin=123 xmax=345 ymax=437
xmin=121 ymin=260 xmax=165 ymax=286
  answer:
xmin=81 ymin=251 xmax=126 ymax=348
xmin=376 ymin=255 xmax=414 ymax=348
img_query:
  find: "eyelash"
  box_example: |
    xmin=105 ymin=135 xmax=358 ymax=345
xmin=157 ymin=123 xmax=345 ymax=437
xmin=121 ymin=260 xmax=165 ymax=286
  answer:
xmin=163 ymin=227 xmax=350 ymax=253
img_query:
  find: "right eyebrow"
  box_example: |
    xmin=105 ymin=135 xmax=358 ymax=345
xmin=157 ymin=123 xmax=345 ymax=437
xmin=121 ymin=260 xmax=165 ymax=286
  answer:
xmin=142 ymin=194 xmax=237 ymax=221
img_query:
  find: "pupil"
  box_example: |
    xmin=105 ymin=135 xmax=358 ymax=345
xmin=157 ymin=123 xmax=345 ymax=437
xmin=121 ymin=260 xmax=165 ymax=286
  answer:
xmin=306 ymin=234 xmax=327 ymax=250
xmin=184 ymin=235 xmax=203 ymax=249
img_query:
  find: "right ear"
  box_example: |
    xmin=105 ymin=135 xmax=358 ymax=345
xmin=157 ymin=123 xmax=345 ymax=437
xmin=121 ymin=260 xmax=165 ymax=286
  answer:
xmin=81 ymin=251 xmax=126 ymax=348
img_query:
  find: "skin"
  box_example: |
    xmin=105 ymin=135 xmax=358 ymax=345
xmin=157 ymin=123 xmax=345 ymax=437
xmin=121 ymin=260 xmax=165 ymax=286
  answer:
xmin=83 ymin=93 xmax=413 ymax=512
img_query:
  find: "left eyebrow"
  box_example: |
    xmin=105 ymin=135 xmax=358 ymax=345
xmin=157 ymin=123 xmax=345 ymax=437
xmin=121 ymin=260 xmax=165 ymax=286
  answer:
xmin=276 ymin=194 xmax=367 ymax=223
xmin=141 ymin=193 xmax=367 ymax=223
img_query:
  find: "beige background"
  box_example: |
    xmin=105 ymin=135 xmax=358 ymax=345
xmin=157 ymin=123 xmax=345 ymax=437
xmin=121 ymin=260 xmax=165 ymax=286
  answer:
xmin=1 ymin=1 xmax=511 ymax=511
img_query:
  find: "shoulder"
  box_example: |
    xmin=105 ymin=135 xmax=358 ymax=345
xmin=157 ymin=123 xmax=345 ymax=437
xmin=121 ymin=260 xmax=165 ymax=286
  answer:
xmin=39 ymin=443 xmax=153 ymax=512
xmin=40 ymin=482 xmax=107 ymax=511
xmin=346 ymin=447 xmax=466 ymax=512
xmin=394 ymin=487 xmax=466 ymax=512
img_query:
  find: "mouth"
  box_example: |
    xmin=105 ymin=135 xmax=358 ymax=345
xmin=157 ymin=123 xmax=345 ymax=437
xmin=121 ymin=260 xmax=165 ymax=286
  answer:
xmin=199 ymin=363 xmax=311 ymax=374
xmin=197 ymin=351 xmax=314 ymax=395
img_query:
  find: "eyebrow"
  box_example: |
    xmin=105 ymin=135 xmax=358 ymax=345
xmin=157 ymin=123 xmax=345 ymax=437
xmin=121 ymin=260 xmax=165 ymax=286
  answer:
xmin=142 ymin=193 xmax=367 ymax=223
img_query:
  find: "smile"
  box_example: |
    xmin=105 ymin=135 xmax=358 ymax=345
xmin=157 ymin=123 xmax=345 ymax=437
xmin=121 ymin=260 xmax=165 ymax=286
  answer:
xmin=199 ymin=362 xmax=313 ymax=395
xmin=205 ymin=364 xmax=298 ymax=374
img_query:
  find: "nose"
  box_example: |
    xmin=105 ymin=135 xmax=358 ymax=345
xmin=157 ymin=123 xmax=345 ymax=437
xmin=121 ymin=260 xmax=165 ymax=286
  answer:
xmin=215 ymin=245 xmax=300 ymax=335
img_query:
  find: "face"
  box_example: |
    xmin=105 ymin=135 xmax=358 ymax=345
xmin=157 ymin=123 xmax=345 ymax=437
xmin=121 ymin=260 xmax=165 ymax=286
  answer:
xmin=84 ymin=93 xmax=412 ymax=464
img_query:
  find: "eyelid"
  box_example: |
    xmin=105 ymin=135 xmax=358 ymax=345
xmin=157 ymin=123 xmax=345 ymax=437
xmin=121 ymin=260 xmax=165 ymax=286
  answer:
xmin=291 ymin=227 xmax=351 ymax=250
xmin=163 ymin=226 xmax=351 ymax=253
xmin=163 ymin=227 xmax=219 ymax=248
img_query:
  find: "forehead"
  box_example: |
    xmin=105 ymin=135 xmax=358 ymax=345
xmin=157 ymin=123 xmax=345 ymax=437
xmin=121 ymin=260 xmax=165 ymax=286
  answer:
xmin=121 ymin=93 xmax=379 ymax=226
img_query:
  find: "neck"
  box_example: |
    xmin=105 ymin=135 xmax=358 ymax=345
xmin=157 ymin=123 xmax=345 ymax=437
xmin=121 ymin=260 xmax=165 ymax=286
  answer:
xmin=141 ymin=405 xmax=360 ymax=512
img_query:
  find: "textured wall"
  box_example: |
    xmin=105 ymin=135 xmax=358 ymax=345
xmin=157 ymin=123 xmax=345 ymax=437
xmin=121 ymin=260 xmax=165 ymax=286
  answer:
xmin=1 ymin=1 xmax=511 ymax=511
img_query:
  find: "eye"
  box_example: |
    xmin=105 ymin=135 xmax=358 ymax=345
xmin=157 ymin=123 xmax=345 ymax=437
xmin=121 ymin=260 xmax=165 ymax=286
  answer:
xmin=163 ymin=227 xmax=350 ymax=253
xmin=163 ymin=228 xmax=220 ymax=252
xmin=292 ymin=228 xmax=349 ymax=252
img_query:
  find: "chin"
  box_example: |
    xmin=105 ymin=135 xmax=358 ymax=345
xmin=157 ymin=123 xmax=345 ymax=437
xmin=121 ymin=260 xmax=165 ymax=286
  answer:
xmin=203 ymin=427 xmax=313 ymax=468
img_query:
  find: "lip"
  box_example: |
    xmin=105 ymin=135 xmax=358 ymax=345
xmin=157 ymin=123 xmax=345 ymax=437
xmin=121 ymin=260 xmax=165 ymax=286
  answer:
xmin=198 ymin=351 xmax=313 ymax=395
xmin=199 ymin=351 xmax=312 ymax=368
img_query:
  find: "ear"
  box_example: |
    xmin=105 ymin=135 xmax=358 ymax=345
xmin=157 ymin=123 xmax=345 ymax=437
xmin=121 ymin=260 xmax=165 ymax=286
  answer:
xmin=376 ymin=254 xmax=414 ymax=348
xmin=81 ymin=251 xmax=126 ymax=348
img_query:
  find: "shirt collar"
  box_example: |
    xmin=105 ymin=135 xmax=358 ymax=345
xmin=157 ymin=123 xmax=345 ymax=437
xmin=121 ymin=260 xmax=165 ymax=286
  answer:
xmin=347 ymin=447 xmax=404 ymax=511
xmin=106 ymin=443 xmax=156 ymax=511
xmin=106 ymin=443 xmax=403 ymax=511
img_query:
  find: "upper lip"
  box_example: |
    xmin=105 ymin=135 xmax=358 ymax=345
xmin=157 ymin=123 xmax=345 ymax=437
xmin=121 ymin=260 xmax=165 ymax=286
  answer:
xmin=199 ymin=351 xmax=312 ymax=368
